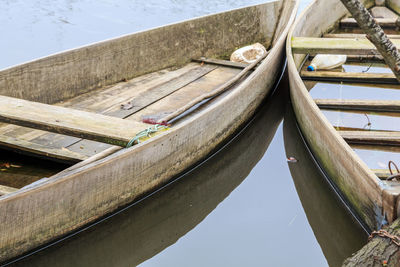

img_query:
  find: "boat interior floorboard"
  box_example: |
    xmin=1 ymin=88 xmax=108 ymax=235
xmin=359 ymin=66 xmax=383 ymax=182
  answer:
xmin=0 ymin=60 xmax=243 ymax=162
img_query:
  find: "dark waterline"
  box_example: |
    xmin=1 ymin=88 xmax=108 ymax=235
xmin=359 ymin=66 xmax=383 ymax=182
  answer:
xmin=2 ymin=1 xmax=368 ymax=266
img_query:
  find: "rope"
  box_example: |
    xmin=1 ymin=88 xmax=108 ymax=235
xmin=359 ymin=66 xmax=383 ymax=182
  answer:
xmin=368 ymin=229 xmax=400 ymax=246
xmin=387 ymin=161 xmax=400 ymax=181
xmin=126 ymin=124 xmax=169 ymax=148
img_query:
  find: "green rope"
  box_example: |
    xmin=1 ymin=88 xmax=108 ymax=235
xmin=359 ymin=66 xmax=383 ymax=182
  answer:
xmin=126 ymin=124 xmax=168 ymax=148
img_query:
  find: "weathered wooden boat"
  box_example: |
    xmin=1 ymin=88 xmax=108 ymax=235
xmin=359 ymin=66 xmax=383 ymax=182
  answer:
xmin=12 ymin=76 xmax=288 ymax=266
xmin=287 ymin=0 xmax=400 ymax=231
xmin=0 ymin=0 xmax=298 ymax=263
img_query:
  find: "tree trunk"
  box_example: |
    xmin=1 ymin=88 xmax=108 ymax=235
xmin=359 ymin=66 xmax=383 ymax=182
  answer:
xmin=343 ymin=218 xmax=400 ymax=266
xmin=339 ymin=0 xmax=400 ymax=83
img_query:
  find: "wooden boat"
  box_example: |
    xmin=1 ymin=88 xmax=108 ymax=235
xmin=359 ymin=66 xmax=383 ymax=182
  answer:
xmin=13 ymin=77 xmax=288 ymax=266
xmin=287 ymin=0 xmax=400 ymax=231
xmin=0 ymin=0 xmax=298 ymax=263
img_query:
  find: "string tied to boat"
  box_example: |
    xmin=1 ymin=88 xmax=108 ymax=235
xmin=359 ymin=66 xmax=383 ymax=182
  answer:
xmin=126 ymin=124 xmax=169 ymax=148
xmin=368 ymin=229 xmax=400 ymax=247
xmin=387 ymin=161 xmax=400 ymax=181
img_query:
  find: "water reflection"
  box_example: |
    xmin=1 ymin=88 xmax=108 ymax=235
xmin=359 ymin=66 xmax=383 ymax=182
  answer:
xmin=11 ymin=72 xmax=287 ymax=267
xmin=283 ymin=106 xmax=367 ymax=267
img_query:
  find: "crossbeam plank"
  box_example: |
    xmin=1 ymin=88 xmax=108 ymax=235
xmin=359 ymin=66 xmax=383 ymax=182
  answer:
xmin=315 ymin=99 xmax=400 ymax=113
xmin=291 ymin=37 xmax=400 ymax=55
xmin=0 ymin=135 xmax=87 ymax=163
xmin=0 ymin=96 xmax=147 ymax=147
xmin=324 ymin=33 xmax=400 ymax=39
xmin=301 ymin=71 xmax=398 ymax=84
xmin=339 ymin=130 xmax=400 ymax=146
xmin=340 ymin=18 xmax=398 ymax=29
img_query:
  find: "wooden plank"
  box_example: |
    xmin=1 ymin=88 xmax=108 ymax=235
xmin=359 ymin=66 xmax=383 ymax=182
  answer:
xmin=324 ymin=33 xmax=400 ymax=39
xmin=191 ymin=57 xmax=249 ymax=69
xmin=0 ymin=135 xmax=87 ymax=163
xmin=126 ymin=67 xmax=241 ymax=123
xmin=67 ymin=66 xmax=242 ymax=155
xmin=0 ymin=63 xmax=216 ymax=162
xmin=0 ymin=95 xmax=147 ymax=147
xmin=315 ymin=99 xmax=400 ymax=113
xmin=291 ymin=37 xmax=400 ymax=55
xmin=339 ymin=130 xmax=400 ymax=146
xmin=340 ymin=18 xmax=399 ymax=29
xmin=0 ymin=185 xmax=18 ymax=196
xmin=301 ymin=70 xmax=398 ymax=84
xmin=105 ymin=64 xmax=218 ymax=118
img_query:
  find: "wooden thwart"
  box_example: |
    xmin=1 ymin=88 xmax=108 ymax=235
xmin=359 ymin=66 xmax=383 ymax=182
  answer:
xmin=291 ymin=37 xmax=400 ymax=55
xmin=339 ymin=130 xmax=400 ymax=146
xmin=340 ymin=18 xmax=399 ymax=29
xmin=301 ymin=71 xmax=398 ymax=84
xmin=0 ymin=135 xmax=87 ymax=163
xmin=315 ymin=99 xmax=400 ymax=113
xmin=324 ymin=33 xmax=400 ymax=39
xmin=0 ymin=95 xmax=148 ymax=147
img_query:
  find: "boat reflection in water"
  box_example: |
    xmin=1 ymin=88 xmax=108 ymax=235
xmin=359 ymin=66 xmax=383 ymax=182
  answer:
xmin=12 ymin=73 xmax=287 ymax=267
xmin=283 ymin=106 xmax=367 ymax=267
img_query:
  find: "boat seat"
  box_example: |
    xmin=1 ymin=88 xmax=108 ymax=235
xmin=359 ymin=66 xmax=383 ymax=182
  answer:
xmin=339 ymin=130 xmax=400 ymax=147
xmin=340 ymin=18 xmax=398 ymax=29
xmin=0 ymin=95 xmax=149 ymax=147
xmin=291 ymin=37 xmax=400 ymax=55
xmin=315 ymin=99 xmax=400 ymax=113
xmin=301 ymin=70 xmax=399 ymax=84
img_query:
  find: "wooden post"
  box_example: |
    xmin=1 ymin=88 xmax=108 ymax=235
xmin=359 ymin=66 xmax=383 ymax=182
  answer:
xmin=339 ymin=0 xmax=400 ymax=83
xmin=343 ymin=218 xmax=400 ymax=266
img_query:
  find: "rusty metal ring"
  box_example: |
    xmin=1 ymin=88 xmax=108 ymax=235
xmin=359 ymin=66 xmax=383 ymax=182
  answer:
xmin=388 ymin=161 xmax=399 ymax=175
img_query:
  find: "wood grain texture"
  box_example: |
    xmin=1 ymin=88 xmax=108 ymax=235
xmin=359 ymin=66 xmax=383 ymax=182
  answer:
xmin=315 ymin=98 xmax=400 ymax=112
xmin=292 ymin=37 xmax=400 ymax=55
xmin=0 ymin=95 xmax=147 ymax=146
xmin=301 ymin=70 xmax=399 ymax=84
xmin=287 ymin=0 xmax=396 ymax=231
xmin=0 ymin=63 xmax=216 ymax=160
xmin=0 ymin=0 xmax=299 ymax=262
xmin=339 ymin=130 xmax=400 ymax=146
xmin=68 ymin=66 xmax=241 ymax=155
xmin=340 ymin=17 xmax=399 ymax=28
xmin=0 ymin=135 xmax=87 ymax=163
xmin=324 ymin=33 xmax=400 ymax=39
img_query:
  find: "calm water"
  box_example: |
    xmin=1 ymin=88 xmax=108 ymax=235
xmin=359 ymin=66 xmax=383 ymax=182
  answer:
xmin=2 ymin=1 xmax=368 ymax=266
